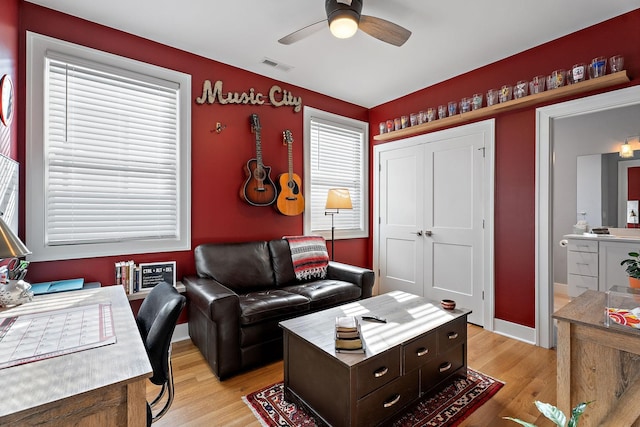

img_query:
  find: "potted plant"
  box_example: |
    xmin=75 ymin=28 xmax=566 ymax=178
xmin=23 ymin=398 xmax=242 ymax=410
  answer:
xmin=505 ymin=400 xmax=592 ymax=427
xmin=620 ymin=251 xmax=640 ymax=288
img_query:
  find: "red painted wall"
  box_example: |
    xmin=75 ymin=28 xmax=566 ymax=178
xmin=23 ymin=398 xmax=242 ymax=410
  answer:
xmin=628 ymin=167 xmax=640 ymax=200
xmin=16 ymin=3 xmax=370 ymax=296
xmin=370 ymin=9 xmax=640 ymax=327
xmin=0 ymin=0 xmax=19 ymax=159
xmin=627 ymin=167 xmax=640 ymax=228
xmin=7 ymin=4 xmax=640 ymax=329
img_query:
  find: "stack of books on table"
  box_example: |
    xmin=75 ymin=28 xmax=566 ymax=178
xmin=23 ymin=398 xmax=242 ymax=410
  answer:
xmin=335 ymin=316 xmax=365 ymax=353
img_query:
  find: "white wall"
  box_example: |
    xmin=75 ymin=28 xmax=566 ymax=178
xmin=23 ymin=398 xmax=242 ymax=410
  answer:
xmin=576 ymin=154 xmax=602 ymax=227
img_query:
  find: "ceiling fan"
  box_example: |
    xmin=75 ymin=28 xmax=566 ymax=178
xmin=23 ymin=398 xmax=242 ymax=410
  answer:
xmin=278 ymin=0 xmax=411 ymax=47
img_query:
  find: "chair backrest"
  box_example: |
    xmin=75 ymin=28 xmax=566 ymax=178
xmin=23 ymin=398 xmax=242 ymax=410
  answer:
xmin=136 ymin=282 xmax=186 ymax=385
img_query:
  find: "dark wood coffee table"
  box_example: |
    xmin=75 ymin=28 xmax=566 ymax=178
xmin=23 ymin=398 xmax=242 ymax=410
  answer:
xmin=279 ymin=291 xmax=471 ymax=427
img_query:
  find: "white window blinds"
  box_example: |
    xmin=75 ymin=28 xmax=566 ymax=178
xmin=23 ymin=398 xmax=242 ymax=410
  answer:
xmin=304 ymin=108 xmax=368 ymax=239
xmin=45 ymin=57 xmax=180 ymax=245
xmin=27 ymin=33 xmax=191 ymax=261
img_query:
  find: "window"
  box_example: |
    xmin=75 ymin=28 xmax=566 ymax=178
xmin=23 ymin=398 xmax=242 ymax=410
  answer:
xmin=303 ymin=107 xmax=368 ymax=239
xmin=26 ymin=32 xmax=191 ymax=261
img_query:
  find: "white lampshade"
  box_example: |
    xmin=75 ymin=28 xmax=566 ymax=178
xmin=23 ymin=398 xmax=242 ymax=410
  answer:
xmin=329 ymin=15 xmax=358 ymax=39
xmin=325 ymin=188 xmax=353 ymax=210
xmin=0 ymin=216 xmax=30 ymax=259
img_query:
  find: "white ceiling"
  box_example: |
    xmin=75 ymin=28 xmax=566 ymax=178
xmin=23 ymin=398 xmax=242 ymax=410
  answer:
xmin=25 ymin=0 xmax=640 ymax=108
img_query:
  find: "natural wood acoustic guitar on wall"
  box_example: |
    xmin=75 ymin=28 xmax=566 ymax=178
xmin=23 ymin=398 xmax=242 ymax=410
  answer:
xmin=240 ymin=114 xmax=277 ymax=206
xmin=275 ymin=129 xmax=304 ymax=216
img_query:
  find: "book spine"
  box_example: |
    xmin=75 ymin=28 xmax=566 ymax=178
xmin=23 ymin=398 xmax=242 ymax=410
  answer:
xmin=128 ymin=260 xmax=135 ymax=295
xmin=115 ymin=261 xmax=122 ymax=288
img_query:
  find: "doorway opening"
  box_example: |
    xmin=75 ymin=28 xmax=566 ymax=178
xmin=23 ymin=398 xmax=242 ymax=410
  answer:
xmin=536 ymin=85 xmax=640 ymax=348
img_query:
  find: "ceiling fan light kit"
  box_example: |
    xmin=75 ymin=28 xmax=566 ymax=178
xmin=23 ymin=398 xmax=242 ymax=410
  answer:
xmin=329 ymin=16 xmax=358 ymax=39
xmin=327 ymin=0 xmax=361 ymax=39
xmin=278 ymin=0 xmax=411 ymax=47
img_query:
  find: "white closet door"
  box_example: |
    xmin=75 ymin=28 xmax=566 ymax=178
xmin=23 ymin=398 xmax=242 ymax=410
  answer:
xmin=375 ymin=121 xmax=491 ymax=327
xmin=378 ymin=145 xmax=425 ymax=295
xmin=423 ymin=132 xmax=485 ymax=325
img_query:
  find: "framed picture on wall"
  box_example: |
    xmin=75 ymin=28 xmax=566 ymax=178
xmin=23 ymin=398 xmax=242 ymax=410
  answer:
xmin=139 ymin=261 xmax=176 ymax=289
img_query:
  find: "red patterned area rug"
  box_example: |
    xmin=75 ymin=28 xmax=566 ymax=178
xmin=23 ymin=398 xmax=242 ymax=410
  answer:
xmin=242 ymin=368 xmax=503 ymax=427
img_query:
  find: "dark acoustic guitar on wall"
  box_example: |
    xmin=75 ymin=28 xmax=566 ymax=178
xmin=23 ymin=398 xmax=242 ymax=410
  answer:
xmin=240 ymin=114 xmax=277 ymax=206
xmin=275 ymin=129 xmax=304 ymax=216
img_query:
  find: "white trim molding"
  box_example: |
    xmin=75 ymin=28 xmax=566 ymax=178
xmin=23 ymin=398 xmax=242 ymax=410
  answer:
xmin=535 ymin=85 xmax=640 ymax=348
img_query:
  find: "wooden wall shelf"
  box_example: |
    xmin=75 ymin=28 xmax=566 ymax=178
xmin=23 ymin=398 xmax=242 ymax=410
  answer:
xmin=373 ymin=70 xmax=630 ymax=142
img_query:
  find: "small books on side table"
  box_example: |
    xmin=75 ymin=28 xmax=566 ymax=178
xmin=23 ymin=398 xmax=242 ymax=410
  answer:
xmin=335 ymin=316 xmax=365 ymax=353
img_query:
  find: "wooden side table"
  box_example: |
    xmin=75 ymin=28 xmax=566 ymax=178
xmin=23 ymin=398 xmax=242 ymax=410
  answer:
xmin=553 ymin=290 xmax=640 ymax=426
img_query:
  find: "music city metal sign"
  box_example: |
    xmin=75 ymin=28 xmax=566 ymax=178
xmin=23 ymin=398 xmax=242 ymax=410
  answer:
xmin=195 ymin=80 xmax=302 ymax=112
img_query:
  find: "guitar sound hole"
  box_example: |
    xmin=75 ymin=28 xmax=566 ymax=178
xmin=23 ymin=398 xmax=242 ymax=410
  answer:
xmin=253 ymin=168 xmax=266 ymax=181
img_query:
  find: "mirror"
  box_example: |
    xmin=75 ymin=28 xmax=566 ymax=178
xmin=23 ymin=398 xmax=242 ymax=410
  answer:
xmin=0 ymin=75 xmax=13 ymax=126
xmin=576 ymin=151 xmax=640 ymax=228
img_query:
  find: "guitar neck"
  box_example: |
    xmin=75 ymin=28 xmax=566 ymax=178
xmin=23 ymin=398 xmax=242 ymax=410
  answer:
xmin=287 ymin=140 xmax=293 ymax=180
xmin=255 ymin=132 xmax=263 ymax=168
xmin=251 ymin=114 xmax=264 ymax=169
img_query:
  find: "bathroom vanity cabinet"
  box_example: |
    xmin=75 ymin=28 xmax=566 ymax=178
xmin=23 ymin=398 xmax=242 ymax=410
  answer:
xmin=566 ymin=234 xmax=640 ymax=297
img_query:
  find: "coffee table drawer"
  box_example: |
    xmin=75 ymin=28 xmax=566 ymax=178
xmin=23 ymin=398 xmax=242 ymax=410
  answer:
xmin=356 ymin=346 xmax=401 ymax=398
xmin=438 ymin=317 xmax=466 ymax=351
xmin=404 ymin=330 xmax=437 ymax=373
xmin=420 ymin=344 xmax=465 ymax=393
xmin=356 ymin=369 xmax=419 ymax=427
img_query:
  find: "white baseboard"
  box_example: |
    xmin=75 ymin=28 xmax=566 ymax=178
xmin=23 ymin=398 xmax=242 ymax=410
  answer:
xmin=554 ymin=282 xmax=568 ymax=296
xmin=493 ymin=318 xmax=536 ymax=345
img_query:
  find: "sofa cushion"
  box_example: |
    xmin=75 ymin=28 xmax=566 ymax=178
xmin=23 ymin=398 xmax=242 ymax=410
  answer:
xmin=268 ymin=239 xmax=297 ymax=286
xmin=283 ymin=280 xmax=362 ymax=310
xmin=195 ymin=242 xmax=275 ymax=292
xmin=238 ymin=289 xmax=310 ymax=325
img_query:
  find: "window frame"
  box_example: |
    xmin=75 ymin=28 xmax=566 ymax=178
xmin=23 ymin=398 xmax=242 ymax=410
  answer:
xmin=303 ymin=106 xmax=369 ymax=240
xmin=26 ymin=32 xmax=191 ymax=262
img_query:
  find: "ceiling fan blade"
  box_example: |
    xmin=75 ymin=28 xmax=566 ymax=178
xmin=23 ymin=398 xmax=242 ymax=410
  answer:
xmin=359 ymin=15 xmax=411 ymax=46
xmin=278 ymin=20 xmax=327 ymax=45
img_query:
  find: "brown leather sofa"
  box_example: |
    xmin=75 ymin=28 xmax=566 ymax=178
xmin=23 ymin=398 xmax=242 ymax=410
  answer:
xmin=183 ymin=239 xmax=375 ymax=380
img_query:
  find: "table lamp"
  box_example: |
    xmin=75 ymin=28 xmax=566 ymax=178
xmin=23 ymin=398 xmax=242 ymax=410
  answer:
xmin=0 ymin=216 xmax=30 ymax=259
xmin=324 ymin=188 xmax=352 ymax=261
xmin=0 ymin=216 xmax=32 ymax=306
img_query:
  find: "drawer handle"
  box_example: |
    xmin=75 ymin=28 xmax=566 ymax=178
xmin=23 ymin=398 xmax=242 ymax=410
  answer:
xmin=416 ymin=347 xmax=429 ymax=357
xmin=383 ymin=394 xmax=401 ymax=408
xmin=439 ymin=362 xmax=452 ymax=373
xmin=448 ymin=332 xmax=458 ymax=340
xmin=374 ymin=367 xmax=389 ymax=378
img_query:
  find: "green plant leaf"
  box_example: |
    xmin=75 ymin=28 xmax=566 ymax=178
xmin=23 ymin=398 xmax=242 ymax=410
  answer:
xmin=568 ymin=401 xmax=593 ymax=427
xmin=503 ymin=417 xmax=538 ymax=427
xmin=534 ymin=401 xmax=566 ymax=427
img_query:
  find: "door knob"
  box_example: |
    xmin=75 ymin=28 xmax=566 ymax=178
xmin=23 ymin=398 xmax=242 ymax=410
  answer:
xmin=413 ymin=231 xmax=423 ymax=236
xmin=424 ymin=230 xmax=433 ymax=236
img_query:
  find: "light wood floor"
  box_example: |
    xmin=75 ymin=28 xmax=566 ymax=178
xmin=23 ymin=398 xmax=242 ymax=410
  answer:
xmin=149 ymin=325 xmax=557 ymax=426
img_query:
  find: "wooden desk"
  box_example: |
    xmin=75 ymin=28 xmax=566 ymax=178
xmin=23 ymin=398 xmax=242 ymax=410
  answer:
xmin=0 ymin=286 xmax=152 ymax=426
xmin=553 ymin=290 xmax=640 ymax=427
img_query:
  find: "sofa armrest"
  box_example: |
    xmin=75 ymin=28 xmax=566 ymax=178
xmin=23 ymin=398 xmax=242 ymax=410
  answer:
xmin=326 ymin=261 xmax=375 ymax=299
xmin=183 ymin=275 xmax=242 ymax=379
xmin=183 ymin=275 xmax=240 ymax=321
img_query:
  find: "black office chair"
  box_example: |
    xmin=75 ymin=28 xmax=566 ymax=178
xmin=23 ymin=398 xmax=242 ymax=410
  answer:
xmin=136 ymin=281 xmax=186 ymax=425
